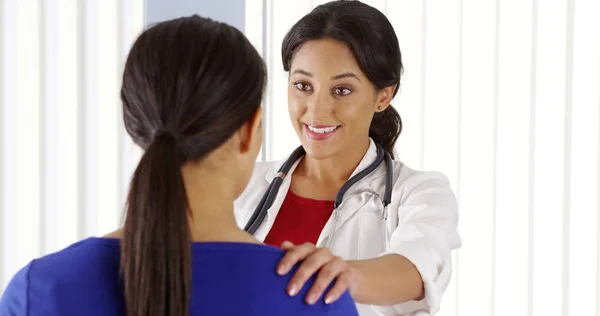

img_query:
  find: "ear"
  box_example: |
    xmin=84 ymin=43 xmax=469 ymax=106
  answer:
xmin=238 ymin=107 xmax=263 ymax=154
xmin=374 ymin=85 xmax=397 ymax=112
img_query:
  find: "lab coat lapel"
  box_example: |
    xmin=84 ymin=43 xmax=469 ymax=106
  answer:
xmin=252 ymin=157 xmax=303 ymax=242
xmin=347 ymin=139 xmax=379 ymax=179
xmin=317 ymin=139 xmax=386 ymax=246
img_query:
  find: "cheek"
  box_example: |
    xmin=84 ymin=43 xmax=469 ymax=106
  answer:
xmin=287 ymin=94 xmax=303 ymax=116
xmin=339 ymin=98 xmax=375 ymax=128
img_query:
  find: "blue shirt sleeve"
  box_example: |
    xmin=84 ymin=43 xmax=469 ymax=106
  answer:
xmin=283 ymin=265 xmax=359 ymax=315
xmin=0 ymin=262 xmax=32 ymax=316
xmin=332 ymin=292 xmax=359 ymax=315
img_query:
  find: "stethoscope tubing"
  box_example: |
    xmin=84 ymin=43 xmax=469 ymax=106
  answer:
xmin=244 ymin=144 xmax=393 ymax=235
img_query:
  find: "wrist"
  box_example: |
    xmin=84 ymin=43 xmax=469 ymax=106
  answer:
xmin=347 ymin=260 xmax=366 ymax=301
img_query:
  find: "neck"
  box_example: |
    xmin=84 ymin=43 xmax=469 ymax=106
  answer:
xmin=182 ymin=163 xmax=257 ymax=243
xmin=299 ymin=137 xmax=370 ymax=182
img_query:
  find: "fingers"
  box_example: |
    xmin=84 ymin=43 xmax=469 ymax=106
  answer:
xmin=287 ymin=248 xmax=334 ymax=298
xmin=305 ymin=256 xmax=349 ymax=305
xmin=280 ymin=240 xmax=295 ymax=250
xmin=322 ymin=269 xmax=354 ymax=304
xmin=277 ymin=242 xmax=317 ymax=276
xmin=278 ymin=243 xmax=355 ymax=305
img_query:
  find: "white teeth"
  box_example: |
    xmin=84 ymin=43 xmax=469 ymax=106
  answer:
xmin=307 ymin=125 xmax=339 ymax=134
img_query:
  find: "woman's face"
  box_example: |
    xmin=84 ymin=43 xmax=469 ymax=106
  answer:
xmin=287 ymin=39 xmax=390 ymax=160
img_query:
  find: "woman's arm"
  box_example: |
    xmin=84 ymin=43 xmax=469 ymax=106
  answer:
xmin=348 ymin=254 xmax=424 ymax=305
xmin=277 ymin=244 xmax=422 ymax=306
xmin=277 ymin=171 xmax=461 ymax=313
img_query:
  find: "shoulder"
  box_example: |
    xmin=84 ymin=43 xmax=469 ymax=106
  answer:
xmin=27 ymin=238 xmax=120 ymax=276
xmin=193 ymin=243 xmax=358 ymax=315
xmin=0 ymin=261 xmax=33 ymax=314
xmin=391 ymin=161 xmax=454 ymax=193
xmin=249 ymin=251 xmax=358 ymax=315
xmin=277 ymin=261 xmax=358 ymax=315
xmin=396 ymin=161 xmax=452 ymax=186
xmin=386 ymin=161 xmax=459 ymax=229
xmin=383 ymin=160 xmax=458 ymax=210
xmin=0 ymin=238 xmax=121 ymax=315
xmin=14 ymin=239 xmax=120 ymax=312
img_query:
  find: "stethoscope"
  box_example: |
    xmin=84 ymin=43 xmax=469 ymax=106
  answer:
xmin=243 ymin=143 xmax=394 ymax=248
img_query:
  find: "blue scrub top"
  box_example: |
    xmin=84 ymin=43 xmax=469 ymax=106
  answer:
xmin=0 ymin=238 xmax=358 ymax=315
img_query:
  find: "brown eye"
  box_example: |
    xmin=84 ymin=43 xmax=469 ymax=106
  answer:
xmin=294 ymin=82 xmax=312 ymax=91
xmin=333 ymin=87 xmax=352 ymax=96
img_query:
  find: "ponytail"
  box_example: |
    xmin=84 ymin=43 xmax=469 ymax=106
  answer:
xmin=121 ymin=132 xmax=191 ymax=316
xmin=119 ymin=14 xmax=267 ymax=315
xmin=369 ymin=105 xmax=402 ymax=159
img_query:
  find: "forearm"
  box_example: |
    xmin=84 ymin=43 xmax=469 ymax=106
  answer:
xmin=348 ymin=254 xmax=424 ymax=306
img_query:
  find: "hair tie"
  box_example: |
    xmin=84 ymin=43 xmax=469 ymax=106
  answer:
xmin=153 ymin=129 xmax=180 ymax=143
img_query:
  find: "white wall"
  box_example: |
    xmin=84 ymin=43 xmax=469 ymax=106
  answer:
xmin=1 ymin=1 xmax=599 ymax=316
xmin=249 ymin=0 xmax=600 ymax=315
xmin=146 ymin=0 xmax=246 ymax=33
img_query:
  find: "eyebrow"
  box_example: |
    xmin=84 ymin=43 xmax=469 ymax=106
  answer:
xmin=291 ymin=69 xmax=361 ymax=82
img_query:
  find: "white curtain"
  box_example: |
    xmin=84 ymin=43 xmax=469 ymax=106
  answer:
xmin=0 ymin=0 xmax=144 ymax=290
xmin=247 ymin=0 xmax=600 ymax=315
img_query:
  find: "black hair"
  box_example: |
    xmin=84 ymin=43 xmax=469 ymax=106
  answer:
xmin=120 ymin=15 xmax=266 ymax=316
xmin=282 ymin=0 xmax=402 ymax=158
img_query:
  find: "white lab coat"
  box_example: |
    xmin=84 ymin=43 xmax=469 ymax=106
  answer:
xmin=234 ymin=139 xmax=462 ymax=316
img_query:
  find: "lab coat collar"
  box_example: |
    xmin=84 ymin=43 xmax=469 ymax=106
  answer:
xmin=348 ymin=138 xmax=382 ymax=180
xmin=257 ymin=139 xmax=387 ymax=244
xmin=263 ymin=138 xmax=382 ymax=183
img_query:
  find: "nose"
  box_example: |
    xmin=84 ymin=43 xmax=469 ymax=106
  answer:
xmin=306 ymin=88 xmax=333 ymax=116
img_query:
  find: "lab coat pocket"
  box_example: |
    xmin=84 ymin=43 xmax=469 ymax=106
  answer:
xmin=357 ymin=194 xmax=386 ymax=260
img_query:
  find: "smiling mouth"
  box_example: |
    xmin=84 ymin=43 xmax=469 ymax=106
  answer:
xmin=303 ymin=123 xmax=341 ymax=141
xmin=306 ymin=124 xmax=340 ymax=134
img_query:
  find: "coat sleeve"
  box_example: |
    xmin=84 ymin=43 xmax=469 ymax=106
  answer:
xmin=377 ymin=171 xmax=461 ymax=315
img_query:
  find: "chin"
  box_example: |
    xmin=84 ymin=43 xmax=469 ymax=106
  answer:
xmin=300 ymin=139 xmax=340 ymax=160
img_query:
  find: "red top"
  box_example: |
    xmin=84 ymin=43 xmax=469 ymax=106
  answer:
xmin=263 ymin=191 xmax=334 ymax=247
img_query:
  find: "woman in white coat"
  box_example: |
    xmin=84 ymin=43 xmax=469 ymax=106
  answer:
xmin=234 ymin=1 xmax=461 ymax=315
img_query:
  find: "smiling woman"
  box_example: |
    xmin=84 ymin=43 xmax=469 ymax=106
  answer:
xmin=234 ymin=1 xmax=461 ymax=315
xmin=285 ymin=38 xmax=398 ymax=162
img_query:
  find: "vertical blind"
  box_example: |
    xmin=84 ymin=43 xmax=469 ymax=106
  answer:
xmin=0 ymin=0 xmax=144 ymax=290
xmin=247 ymin=0 xmax=600 ymax=315
xmin=1 ymin=1 xmax=599 ymax=316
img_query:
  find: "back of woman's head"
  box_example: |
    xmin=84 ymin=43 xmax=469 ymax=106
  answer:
xmin=282 ymin=0 xmax=402 ymax=158
xmin=120 ymin=15 xmax=266 ymax=316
